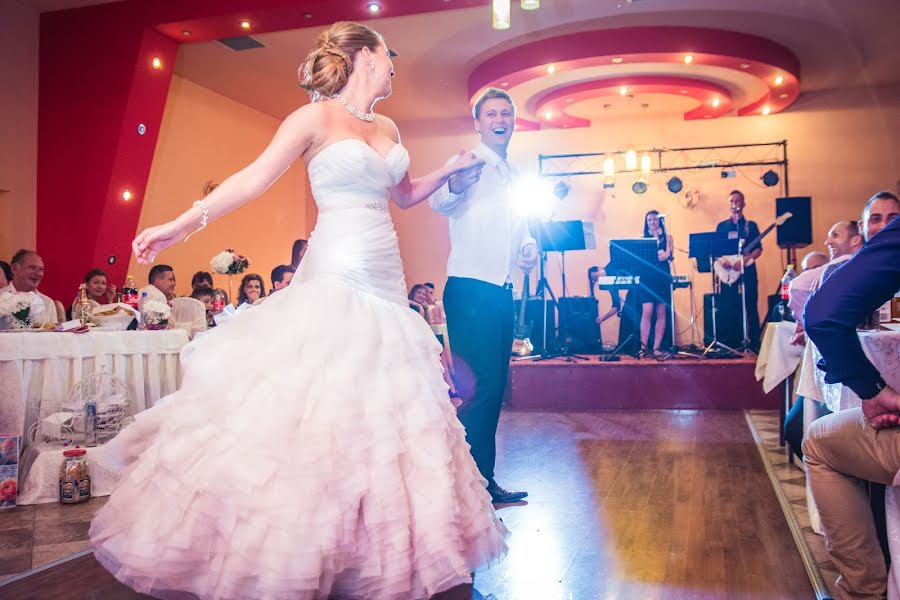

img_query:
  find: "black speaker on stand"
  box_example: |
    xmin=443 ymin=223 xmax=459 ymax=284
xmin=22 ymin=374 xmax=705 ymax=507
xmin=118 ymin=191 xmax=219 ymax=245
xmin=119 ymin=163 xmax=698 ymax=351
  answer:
xmin=776 ymin=197 xmax=812 ymax=269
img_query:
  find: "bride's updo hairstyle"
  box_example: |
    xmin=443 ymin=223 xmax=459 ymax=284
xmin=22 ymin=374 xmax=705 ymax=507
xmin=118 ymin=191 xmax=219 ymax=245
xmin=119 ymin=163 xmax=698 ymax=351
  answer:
xmin=299 ymin=21 xmax=384 ymax=102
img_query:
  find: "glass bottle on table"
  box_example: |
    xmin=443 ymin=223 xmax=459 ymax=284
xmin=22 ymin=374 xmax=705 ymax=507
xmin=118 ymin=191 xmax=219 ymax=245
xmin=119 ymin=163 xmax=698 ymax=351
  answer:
xmin=122 ymin=274 xmax=138 ymax=309
xmin=76 ymin=283 xmax=93 ymax=325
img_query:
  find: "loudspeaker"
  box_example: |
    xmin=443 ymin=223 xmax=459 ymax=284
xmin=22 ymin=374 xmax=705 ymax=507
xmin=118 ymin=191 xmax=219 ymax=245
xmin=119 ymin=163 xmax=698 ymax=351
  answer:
xmin=558 ymin=297 xmax=601 ymax=353
xmin=776 ymin=196 xmax=812 ymax=248
xmin=703 ymin=293 xmax=742 ymax=348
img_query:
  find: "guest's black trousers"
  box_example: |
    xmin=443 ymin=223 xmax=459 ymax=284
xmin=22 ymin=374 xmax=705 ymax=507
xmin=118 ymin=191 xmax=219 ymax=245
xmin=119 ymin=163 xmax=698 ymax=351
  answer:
xmin=443 ymin=276 xmax=514 ymax=482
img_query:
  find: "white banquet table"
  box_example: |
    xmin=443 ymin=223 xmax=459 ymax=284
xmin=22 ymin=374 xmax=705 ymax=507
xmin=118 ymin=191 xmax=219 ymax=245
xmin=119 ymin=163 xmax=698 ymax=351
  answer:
xmin=0 ymin=329 xmax=189 ymax=444
xmin=755 ymin=321 xmax=805 ymax=394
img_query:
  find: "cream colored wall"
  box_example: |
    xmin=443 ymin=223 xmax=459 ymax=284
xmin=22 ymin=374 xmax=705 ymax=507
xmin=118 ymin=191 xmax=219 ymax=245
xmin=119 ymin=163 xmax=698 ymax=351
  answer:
xmin=394 ymin=84 xmax=900 ymax=345
xmin=130 ymin=76 xmax=310 ymax=298
xmin=0 ymin=0 xmax=39 ymax=259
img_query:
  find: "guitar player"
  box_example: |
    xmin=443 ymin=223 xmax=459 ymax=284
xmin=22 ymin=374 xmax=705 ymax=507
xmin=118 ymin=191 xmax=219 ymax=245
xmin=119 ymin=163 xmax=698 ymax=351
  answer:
xmin=715 ymin=189 xmax=763 ymax=351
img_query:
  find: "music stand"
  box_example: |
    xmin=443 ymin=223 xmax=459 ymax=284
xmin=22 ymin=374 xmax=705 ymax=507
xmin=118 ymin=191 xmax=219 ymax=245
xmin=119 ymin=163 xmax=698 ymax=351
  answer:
xmin=688 ymin=232 xmax=743 ymax=358
xmin=533 ymin=220 xmax=595 ymax=362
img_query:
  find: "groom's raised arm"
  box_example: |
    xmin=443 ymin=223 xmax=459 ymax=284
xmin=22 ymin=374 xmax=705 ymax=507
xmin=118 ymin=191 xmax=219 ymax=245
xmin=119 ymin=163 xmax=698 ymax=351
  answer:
xmin=429 ymin=154 xmax=470 ymax=215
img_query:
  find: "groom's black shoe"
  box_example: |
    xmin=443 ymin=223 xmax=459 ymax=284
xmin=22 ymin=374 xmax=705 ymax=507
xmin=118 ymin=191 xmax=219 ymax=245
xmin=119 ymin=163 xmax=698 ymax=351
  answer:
xmin=487 ymin=481 xmax=528 ymax=504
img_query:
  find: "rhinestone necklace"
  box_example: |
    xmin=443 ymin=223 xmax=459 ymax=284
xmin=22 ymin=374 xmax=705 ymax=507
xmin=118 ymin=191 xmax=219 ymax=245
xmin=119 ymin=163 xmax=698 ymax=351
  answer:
xmin=334 ymin=94 xmax=375 ymax=122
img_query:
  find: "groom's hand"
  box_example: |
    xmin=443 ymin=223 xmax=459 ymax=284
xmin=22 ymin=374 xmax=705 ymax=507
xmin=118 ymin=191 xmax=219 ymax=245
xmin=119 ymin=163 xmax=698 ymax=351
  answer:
xmin=517 ymin=243 xmax=539 ymax=273
xmin=449 ymin=168 xmax=481 ymax=195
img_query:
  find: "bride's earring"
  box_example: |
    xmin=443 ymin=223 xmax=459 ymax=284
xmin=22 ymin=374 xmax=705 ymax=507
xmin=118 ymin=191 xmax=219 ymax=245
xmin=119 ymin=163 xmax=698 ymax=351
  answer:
xmin=368 ymin=61 xmax=375 ymax=71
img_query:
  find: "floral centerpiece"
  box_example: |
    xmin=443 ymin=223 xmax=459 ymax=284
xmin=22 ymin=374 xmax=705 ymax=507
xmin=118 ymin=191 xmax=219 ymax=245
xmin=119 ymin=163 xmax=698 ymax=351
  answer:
xmin=211 ymin=250 xmax=251 ymax=275
xmin=0 ymin=292 xmax=45 ymax=330
xmin=141 ymin=300 xmax=171 ymax=330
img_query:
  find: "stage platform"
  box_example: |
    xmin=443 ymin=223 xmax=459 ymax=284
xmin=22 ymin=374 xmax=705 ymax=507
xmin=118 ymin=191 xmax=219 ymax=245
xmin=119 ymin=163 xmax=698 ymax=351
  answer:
xmin=504 ymin=354 xmax=778 ymax=411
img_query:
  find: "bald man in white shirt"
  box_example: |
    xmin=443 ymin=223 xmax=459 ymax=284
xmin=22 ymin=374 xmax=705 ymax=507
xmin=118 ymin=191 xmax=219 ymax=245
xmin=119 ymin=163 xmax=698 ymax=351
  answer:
xmin=430 ymin=88 xmax=538 ymax=504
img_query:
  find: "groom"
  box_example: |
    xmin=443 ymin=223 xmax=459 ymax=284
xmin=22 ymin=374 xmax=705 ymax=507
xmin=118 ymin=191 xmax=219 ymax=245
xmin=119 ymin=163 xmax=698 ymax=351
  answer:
xmin=430 ymin=88 xmax=538 ymax=504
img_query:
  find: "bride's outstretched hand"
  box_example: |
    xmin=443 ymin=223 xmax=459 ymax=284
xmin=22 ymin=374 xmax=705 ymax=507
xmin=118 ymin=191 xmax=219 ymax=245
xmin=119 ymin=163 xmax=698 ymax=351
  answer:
xmin=132 ymin=221 xmax=185 ymax=265
xmin=452 ymin=151 xmax=485 ymax=175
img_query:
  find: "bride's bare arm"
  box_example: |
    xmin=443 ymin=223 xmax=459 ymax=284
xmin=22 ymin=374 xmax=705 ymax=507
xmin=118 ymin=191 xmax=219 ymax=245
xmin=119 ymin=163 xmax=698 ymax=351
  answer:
xmin=133 ymin=105 xmax=319 ymax=263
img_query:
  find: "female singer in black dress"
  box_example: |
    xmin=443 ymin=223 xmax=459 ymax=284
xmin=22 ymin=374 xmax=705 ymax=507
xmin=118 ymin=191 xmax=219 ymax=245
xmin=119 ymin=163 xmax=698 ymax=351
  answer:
xmin=638 ymin=210 xmax=673 ymax=359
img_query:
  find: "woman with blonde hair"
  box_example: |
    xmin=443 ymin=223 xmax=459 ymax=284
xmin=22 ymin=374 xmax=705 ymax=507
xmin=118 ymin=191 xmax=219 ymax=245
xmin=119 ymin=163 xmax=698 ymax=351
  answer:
xmin=90 ymin=21 xmax=503 ymax=600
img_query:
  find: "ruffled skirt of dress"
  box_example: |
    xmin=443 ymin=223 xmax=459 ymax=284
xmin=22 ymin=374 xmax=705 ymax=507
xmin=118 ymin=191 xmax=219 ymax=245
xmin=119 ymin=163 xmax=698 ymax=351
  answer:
xmin=88 ymin=277 xmax=508 ymax=600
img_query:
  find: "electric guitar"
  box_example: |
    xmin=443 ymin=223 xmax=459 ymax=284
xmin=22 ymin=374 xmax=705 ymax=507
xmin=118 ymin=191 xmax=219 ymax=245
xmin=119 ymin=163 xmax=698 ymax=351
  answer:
xmin=714 ymin=212 xmax=792 ymax=285
xmin=511 ymin=273 xmax=534 ymax=356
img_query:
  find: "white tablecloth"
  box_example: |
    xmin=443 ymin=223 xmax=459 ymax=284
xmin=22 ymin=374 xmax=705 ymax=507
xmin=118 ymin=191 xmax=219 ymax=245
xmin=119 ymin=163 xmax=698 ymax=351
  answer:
xmin=16 ymin=442 xmax=118 ymax=505
xmin=0 ymin=330 xmax=189 ymax=443
xmin=797 ymin=330 xmax=900 ymax=412
xmin=755 ymin=321 xmax=805 ymax=394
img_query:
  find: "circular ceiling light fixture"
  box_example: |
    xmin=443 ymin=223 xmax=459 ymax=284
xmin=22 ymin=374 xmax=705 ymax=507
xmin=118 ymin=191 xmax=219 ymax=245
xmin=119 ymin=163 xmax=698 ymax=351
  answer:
xmin=761 ymin=170 xmax=780 ymax=187
xmin=666 ymin=176 xmax=683 ymax=194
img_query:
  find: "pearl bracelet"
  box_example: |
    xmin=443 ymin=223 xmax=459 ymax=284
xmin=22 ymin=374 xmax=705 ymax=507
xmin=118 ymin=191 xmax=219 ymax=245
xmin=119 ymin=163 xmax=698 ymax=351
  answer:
xmin=184 ymin=199 xmax=209 ymax=242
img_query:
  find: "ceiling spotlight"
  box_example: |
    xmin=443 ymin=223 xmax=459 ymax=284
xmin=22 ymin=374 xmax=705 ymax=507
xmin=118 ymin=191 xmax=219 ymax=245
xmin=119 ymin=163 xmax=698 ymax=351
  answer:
xmin=182 ymin=30 xmax=192 ymax=37
xmin=602 ymin=156 xmax=616 ymax=188
xmin=640 ymin=153 xmax=652 ymax=175
xmin=544 ymin=110 xmax=553 ymax=120
xmin=619 ymin=86 xmax=628 ymax=96
xmin=761 ymin=170 xmax=780 ymax=187
xmin=240 ymin=19 xmax=252 ymax=30
xmin=367 ymin=2 xmax=382 ymax=13
xmin=632 ymin=180 xmax=648 ymax=194
xmin=711 ymin=97 xmax=720 ymax=108
xmin=683 ymin=54 xmax=694 ymax=64
xmin=666 ymin=176 xmax=683 ymax=194
xmin=500 ymin=81 xmax=509 ymax=87
xmin=611 ymin=57 xmax=623 ymax=63
xmin=553 ymin=180 xmax=570 ymax=199
xmin=546 ymin=64 xmax=556 ymax=74
xmin=779 ymin=92 xmax=789 ymax=99
xmin=761 ymin=105 xmax=771 ymax=115
xmin=521 ymin=0 xmax=540 ymax=9
xmin=774 ymin=75 xmax=784 ymax=86
xmin=122 ymin=190 xmax=133 ymax=201
xmin=492 ymin=0 xmax=511 ymax=30
xmin=151 ymin=57 xmax=162 ymax=70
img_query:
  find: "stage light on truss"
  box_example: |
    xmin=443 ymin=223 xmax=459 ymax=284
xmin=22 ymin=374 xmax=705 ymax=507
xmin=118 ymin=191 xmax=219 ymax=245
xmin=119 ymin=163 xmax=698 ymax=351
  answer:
xmin=640 ymin=152 xmax=652 ymax=175
xmin=632 ymin=179 xmax=648 ymax=195
xmin=624 ymin=146 xmax=637 ymax=170
xmin=512 ymin=175 xmax=555 ymax=218
xmin=666 ymin=176 xmax=683 ymax=193
xmin=602 ymin=156 xmax=616 ymax=189
xmin=761 ymin=170 xmax=780 ymax=187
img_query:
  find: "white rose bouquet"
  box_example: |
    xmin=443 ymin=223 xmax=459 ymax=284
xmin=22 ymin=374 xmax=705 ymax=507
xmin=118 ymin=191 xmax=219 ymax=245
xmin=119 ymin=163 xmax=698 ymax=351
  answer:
xmin=210 ymin=249 xmax=251 ymax=275
xmin=0 ymin=292 xmax=45 ymax=330
xmin=141 ymin=300 xmax=171 ymax=330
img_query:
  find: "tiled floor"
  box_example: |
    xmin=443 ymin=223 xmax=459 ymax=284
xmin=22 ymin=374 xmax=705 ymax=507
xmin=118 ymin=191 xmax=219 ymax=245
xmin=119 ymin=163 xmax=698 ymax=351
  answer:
xmin=747 ymin=409 xmax=839 ymax=598
xmin=0 ymin=495 xmax=108 ymax=582
xmin=2 ymin=410 xmax=813 ymax=599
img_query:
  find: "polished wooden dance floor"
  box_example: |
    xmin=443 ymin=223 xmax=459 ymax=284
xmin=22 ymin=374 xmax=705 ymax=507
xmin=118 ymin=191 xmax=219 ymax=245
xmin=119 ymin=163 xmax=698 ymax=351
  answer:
xmin=1 ymin=410 xmax=812 ymax=599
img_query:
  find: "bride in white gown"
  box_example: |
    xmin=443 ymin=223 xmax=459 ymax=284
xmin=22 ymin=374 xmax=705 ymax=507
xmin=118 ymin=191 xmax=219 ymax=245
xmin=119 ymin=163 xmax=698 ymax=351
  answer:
xmin=89 ymin=21 xmax=508 ymax=600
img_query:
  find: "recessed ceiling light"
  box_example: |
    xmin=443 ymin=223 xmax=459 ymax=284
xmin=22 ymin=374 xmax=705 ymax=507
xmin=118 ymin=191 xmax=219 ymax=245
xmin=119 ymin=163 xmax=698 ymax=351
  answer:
xmin=122 ymin=190 xmax=133 ymax=201
xmin=774 ymin=75 xmax=785 ymax=86
xmin=619 ymin=86 xmax=628 ymax=96
xmin=711 ymin=97 xmax=720 ymax=108
xmin=367 ymin=2 xmax=382 ymax=13
xmin=304 ymin=13 xmax=313 ymax=19
xmin=151 ymin=57 xmax=162 ymax=70
xmin=546 ymin=65 xmax=556 ymax=74
xmin=182 ymin=30 xmax=192 ymax=37
xmin=240 ymin=19 xmax=252 ymax=30
xmin=544 ymin=110 xmax=553 ymax=120
xmin=500 ymin=81 xmax=509 ymax=87
xmin=683 ymin=54 xmax=694 ymax=64
xmin=779 ymin=92 xmax=789 ymax=99
xmin=611 ymin=57 xmax=623 ymax=63
xmin=680 ymin=89 xmax=688 ymax=94
xmin=739 ymin=63 xmax=751 ymax=69
xmin=762 ymin=105 xmax=771 ymax=115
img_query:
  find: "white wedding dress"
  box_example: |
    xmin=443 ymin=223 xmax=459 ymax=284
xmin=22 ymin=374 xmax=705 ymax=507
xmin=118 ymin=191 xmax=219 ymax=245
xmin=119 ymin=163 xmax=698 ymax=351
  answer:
xmin=89 ymin=139 xmax=509 ymax=600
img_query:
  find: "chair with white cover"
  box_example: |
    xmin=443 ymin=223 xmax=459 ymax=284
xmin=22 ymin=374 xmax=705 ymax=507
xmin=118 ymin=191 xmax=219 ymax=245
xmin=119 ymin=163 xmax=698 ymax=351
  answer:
xmin=169 ymin=297 xmax=207 ymax=339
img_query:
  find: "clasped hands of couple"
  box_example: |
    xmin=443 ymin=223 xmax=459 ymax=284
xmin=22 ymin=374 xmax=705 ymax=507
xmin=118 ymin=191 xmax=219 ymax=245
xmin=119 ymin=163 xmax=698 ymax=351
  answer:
xmin=448 ymin=150 xmax=539 ymax=274
xmin=862 ymin=386 xmax=900 ymax=430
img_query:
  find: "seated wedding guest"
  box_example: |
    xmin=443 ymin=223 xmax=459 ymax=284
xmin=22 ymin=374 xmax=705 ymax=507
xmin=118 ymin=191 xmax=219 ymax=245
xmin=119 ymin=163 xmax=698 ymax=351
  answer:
xmin=800 ymin=251 xmax=828 ymax=272
xmin=408 ymin=284 xmax=457 ymax=398
xmin=0 ymin=260 xmax=11 ymax=288
xmin=237 ymin=273 xmax=266 ymax=306
xmin=291 ymin=239 xmax=308 ymax=270
xmin=139 ymin=264 xmax=176 ymax=306
xmin=0 ymin=250 xmax=59 ymax=324
xmin=423 ymin=282 xmax=436 ymax=304
xmin=271 ymin=265 xmax=295 ymax=293
xmin=783 ymin=220 xmax=863 ymax=460
xmin=191 ymin=271 xmax=214 ymax=291
xmin=408 ymin=283 xmax=429 ymax=317
xmin=802 ymin=207 xmax=900 ymax=600
xmin=71 ymin=268 xmax=117 ymax=313
xmin=191 ymin=286 xmax=217 ymax=328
